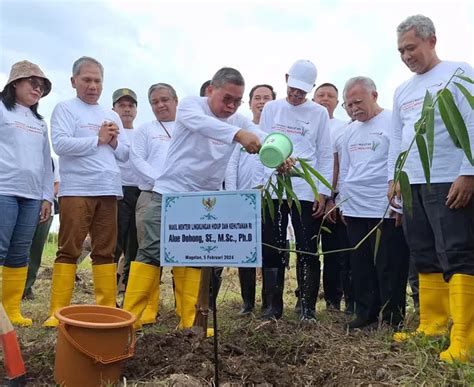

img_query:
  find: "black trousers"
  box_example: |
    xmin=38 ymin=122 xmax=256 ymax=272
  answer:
xmin=263 ymin=200 xmax=321 ymax=270
xmin=346 ymin=217 xmax=409 ymax=326
xmin=321 ymin=210 xmax=349 ymax=306
xmin=263 ymin=200 xmax=322 ymax=314
xmin=115 ymin=186 xmax=140 ymax=283
xmin=403 ymin=183 xmax=474 ymax=280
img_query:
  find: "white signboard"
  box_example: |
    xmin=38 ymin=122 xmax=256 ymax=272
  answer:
xmin=160 ymin=190 xmax=261 ymax=267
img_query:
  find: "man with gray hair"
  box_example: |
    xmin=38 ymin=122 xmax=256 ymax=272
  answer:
xmin=123 ymin=67 xmax=262 ymax=332
xmin=389 ymin=15 xmax=474 ymax=363
xmin=128 ymin=82 xmax=178 ymax=326
xmin=44 ymin=56 xmax=129 ymax=327
xmin=339 ymin=76 xmax=409 ymax=331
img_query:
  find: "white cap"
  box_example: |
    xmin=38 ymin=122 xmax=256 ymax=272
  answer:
xmin=287 ymin=59 xmax=317 ymax=93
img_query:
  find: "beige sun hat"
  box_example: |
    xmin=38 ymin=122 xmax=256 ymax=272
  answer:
xmin=4 ymin=60 xmax=52 ymax=97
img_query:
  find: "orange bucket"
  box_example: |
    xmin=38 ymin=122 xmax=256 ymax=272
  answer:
xmin=54 ymin=305 xmax=136 ymax=387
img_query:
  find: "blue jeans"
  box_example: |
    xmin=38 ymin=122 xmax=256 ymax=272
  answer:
xmin=0 ymin=195 xmax=41 ymax=268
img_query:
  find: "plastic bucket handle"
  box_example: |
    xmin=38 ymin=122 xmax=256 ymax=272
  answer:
xmin=58 ymin=323 xmax=136 ymax=365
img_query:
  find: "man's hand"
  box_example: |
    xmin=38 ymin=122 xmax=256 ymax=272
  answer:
xmin=98 ymin=121 xmax=119 ymax=146
xmin=325 ymin=198 xmax=337 ymax=224
xmin=446 ymin=175 xmax=474 ymax=209
xmin=277 ymin=157 xmax=296 ymax=174
xmin=340 ymin=213 xmax=348 ymax=226
xmin=394 ymin=212 xmax=403 ymax=227
xmin=234 ymin=129 xmax=261 ymax=154
xmin=312 ymin=194 xmax=326 ymax=218
xmin=39 ymin=200 xmax=52 ymax=223
xmin=388 ymin=180 xmax=402 ymax=209
xmin=108 ymin=134 xmax=118 ymax=150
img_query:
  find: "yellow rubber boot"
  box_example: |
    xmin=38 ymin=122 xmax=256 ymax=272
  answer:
xmin=173 ymin=267 xmax=186 ymax=319
xmin=140 ymin=268 xmax=162 ymax=325
xmin=440 ymin=274 xmax=474 ymax=363
xmin=123 ymin=261 xmax=159 ymax=329
xmin=179 ymin=267 xmax=201 ymax=329
xmin=393 ymin=272 xmax=449 ymax=342
xmin=2 ymin=266 xmax=32 ymax=327
xmin=92 ymin=263 xmax=117 ymax=307
xmin=43 ymin=263 xmax=77 ymax=327
xmin=178 ymin=268 xmax=214 ymax=337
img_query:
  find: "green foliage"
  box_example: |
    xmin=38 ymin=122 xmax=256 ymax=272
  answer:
xmin=398 ymin=171 xmax=412 ymax=216
xmin=373 ymin=228 xmax=382 ymax=259
xmin=415 ymin=133 xmax=431 ymax=185
xmin=261 ymin=157 xmax=333 ymax=223
xmin=454 ymin=81 xmax=474 ymax=109
xmin=438 ymin=88 xmax=473 ymax=164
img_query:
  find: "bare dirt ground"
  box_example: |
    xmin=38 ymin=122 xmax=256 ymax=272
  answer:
xmin=2 ymin=262 xmax=474 ymax=386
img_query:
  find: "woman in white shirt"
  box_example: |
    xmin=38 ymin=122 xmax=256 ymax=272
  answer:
xmin=0 ymin=60 xmax=54 ymax=326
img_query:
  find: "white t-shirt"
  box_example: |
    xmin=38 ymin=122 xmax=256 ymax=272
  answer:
xmin=260 ymin=98 xmax=333 ymax=201
xmin=329 ymin=117 xmax=349 ymax=203
xmin=339 ymin=109 xmax=392 ymax=218
xmin=225 ymin=124 xmax=264 ymax=191
xmin=330 ymin=118 xmax=348 ymax=157
xmin=118 ymin=128 xmax=141 ymax=187
xmin=0 ymin=102 xmax=54 ymax=202
xmin=154 ymin=96 xmax=263 ymax=194
xmin=388 ymin=60 xmax=474 ymax=183
xmin=130 ymin=120 xmax=173 ymax=191
xmin=51 ymin=97 xmax=129 ymax=197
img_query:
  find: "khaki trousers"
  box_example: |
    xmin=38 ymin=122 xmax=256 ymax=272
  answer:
xmin=56 ymin=196 xmax=117 ymax=265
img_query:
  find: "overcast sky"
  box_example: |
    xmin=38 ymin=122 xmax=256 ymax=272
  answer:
xmin=1 ymin=0 xmax=473 ymax=124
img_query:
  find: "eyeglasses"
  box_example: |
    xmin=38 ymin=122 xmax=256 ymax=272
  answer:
xmin=342 ymin=99 xmax=363 ymax=110
xmin=25 ymin=77 xmax=47 ymax=93
xmin=222 ymin=95 xmax=243 ymax=107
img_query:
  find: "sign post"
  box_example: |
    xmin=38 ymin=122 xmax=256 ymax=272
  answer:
xmin=161 ymin=190 xmax=262 ymax=386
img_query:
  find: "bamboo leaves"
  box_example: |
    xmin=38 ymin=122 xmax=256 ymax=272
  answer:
xmin=415 ymin=133 xmax=430 ymax=185
xmin=261 ymin=157 xmax=333 ymax=223
xmin=453 ymin=82 xmax=474 ymax=109
xmin=398 ymin=171 xmax=412 ymax=216
xmin=437 ymin=88 xmax=473 ymax=165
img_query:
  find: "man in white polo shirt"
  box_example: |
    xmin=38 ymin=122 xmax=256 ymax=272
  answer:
xmin=129 ymin=82 xmax=178 ymax=325
xmin=259 ymin=60 xmax=333 ymax=321
xmin=339 ymin=76 xmax=409 ymax=330
xmin=389 ymin=15 xmax=474 ymax=363
xmin=43 ymin=56 xmax=129 ymax=327
xmin=123 ymin=67 xmax=262 ymax=330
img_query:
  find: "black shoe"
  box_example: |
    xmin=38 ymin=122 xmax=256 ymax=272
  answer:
xmin=237 ymin=304 xmax=254 ymax=316
xmin=260 ymin=305 xmax=283 ymax=320
xmin=344 ymin=301 xmax=355 ymax=315
xmin=326 ymin=301 xmax=341 ymax=311
xmin=300 ymin=309 xmax=317 ymax=322
xmin=346 ymin=317 xmax=374 ymax=331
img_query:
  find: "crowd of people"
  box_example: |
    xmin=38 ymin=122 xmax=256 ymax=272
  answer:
xmin=0 ymin=14 xmax=472 ymax=364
